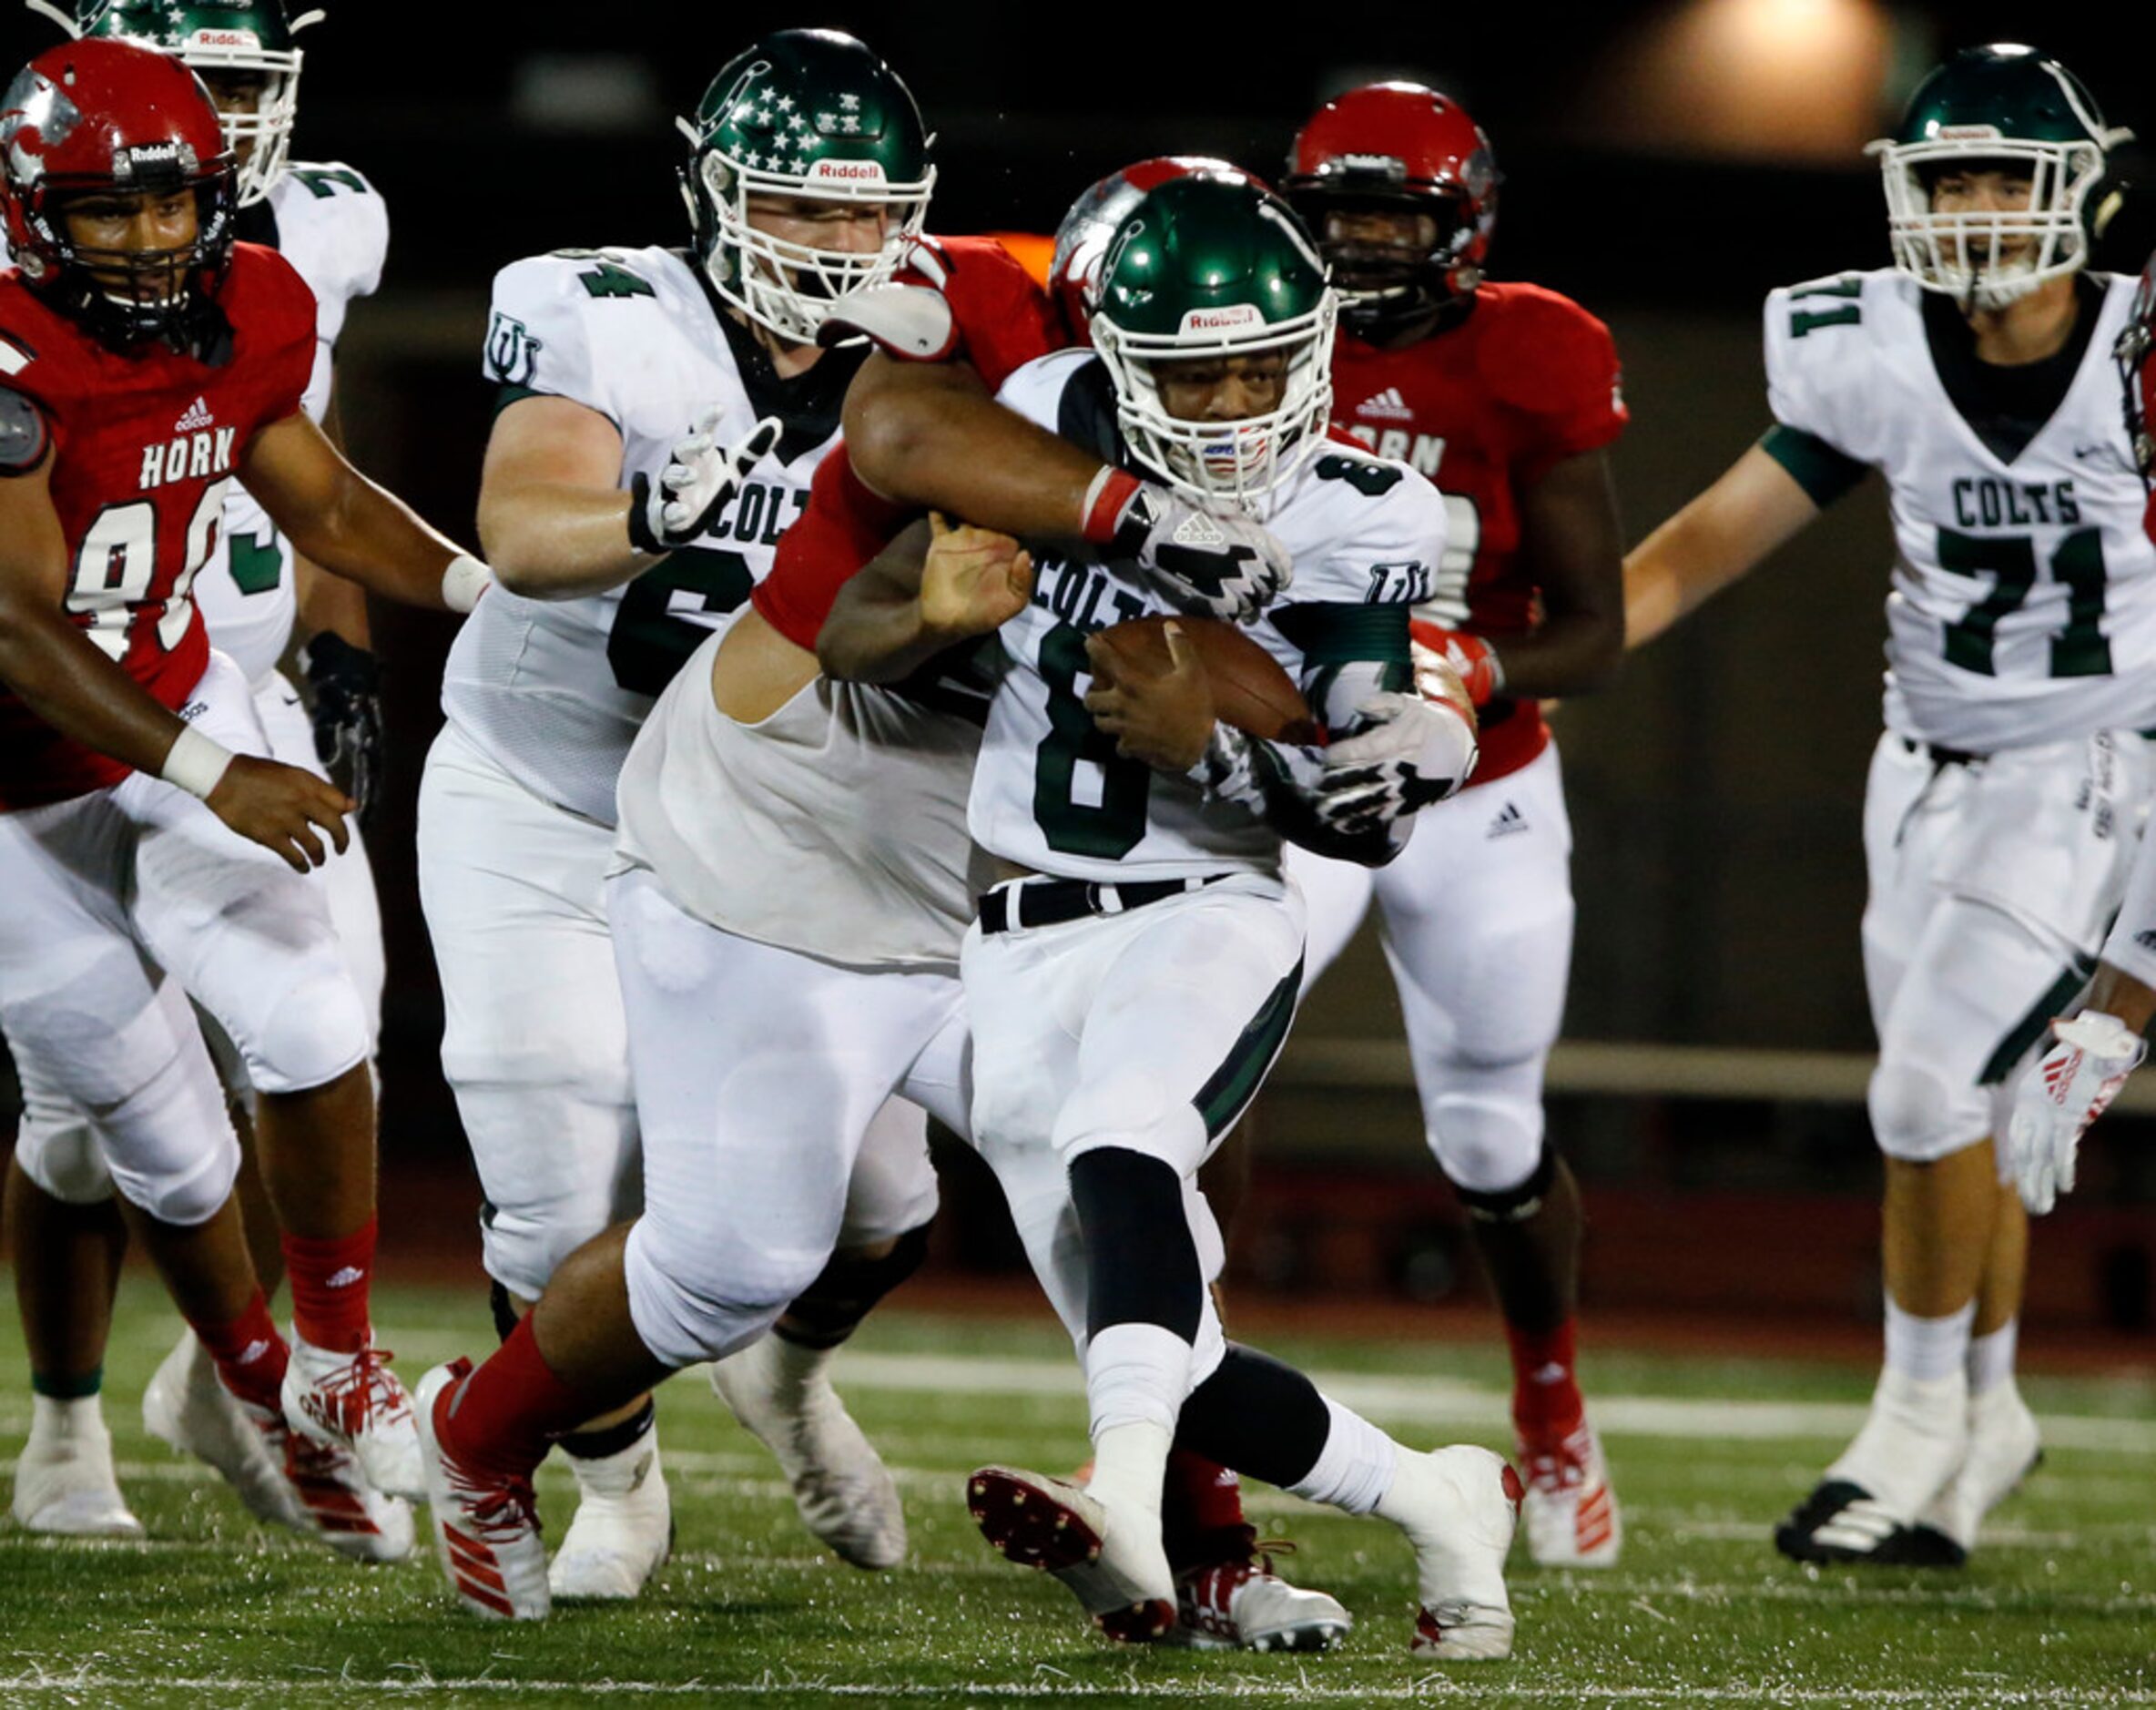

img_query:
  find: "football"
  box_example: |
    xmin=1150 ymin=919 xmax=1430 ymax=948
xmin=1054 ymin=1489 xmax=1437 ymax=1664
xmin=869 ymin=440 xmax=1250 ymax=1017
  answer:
xmin=1091 ymin=615 xmax=1320 ymax=745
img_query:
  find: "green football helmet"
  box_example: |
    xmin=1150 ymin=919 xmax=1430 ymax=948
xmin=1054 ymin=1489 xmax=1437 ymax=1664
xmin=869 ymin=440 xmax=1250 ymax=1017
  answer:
xmin=1090 ymin=176 xmax=1336 ymax=514
xmin=678 ymin=29 xmax=934 ymax=344
xmin=32 ymin=0 xmax=319 ymax=208
xmin=1868 ymin=44 xmax=2130 ymax=310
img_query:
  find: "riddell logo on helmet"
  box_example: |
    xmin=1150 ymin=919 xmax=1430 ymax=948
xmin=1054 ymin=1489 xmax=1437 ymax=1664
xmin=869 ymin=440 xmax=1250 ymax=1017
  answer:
xmin=188 ymin=30 xmax=261 ymax=50
xmin=808 ymin=158 xmax=885 ymax=183
xmin=1180 ymin=304 xmax=1264 ymax=332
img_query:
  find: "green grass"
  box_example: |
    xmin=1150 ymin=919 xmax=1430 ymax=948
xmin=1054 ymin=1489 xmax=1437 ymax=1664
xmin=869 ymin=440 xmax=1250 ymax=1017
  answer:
xmin=3 ymin=1278 xmax=2153 ymax=1706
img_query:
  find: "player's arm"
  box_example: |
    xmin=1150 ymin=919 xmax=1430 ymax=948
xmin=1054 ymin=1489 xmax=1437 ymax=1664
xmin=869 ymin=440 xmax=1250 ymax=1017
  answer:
xmin=239 ymin=411 xmax=489 ymax=614
xmin=1458 ymin=445 xmax=1624 ymax=698
xmin=817 ymin=512 xmax=1032 ymax=685
xmin=845 ymin=354 xmax=1288 ymax=621
xmin=0 ymin=414 xmax=350 ymax=871
xmin=1623 ymin=440 xmax=1827 ymax=649
xmin=293 ymin=385 xmax=372 ymax=648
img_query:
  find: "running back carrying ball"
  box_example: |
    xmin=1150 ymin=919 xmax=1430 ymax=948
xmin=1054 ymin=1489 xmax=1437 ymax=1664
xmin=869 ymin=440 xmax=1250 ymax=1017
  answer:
xmin=1092 ymin=615 xmax=1320 ymax=745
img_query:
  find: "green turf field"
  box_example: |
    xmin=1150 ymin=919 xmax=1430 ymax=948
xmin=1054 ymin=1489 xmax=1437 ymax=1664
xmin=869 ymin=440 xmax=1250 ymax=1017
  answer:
xmin=1 ymin=1278 xmax=2151 ymax=1707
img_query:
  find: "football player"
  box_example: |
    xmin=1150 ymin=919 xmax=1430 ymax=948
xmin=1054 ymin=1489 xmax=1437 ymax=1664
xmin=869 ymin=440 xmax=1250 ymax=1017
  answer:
xmin=2000 ymin=250 xmax=2156 ymax=1212
xmin=831 ymin=176 xmax=1519 ymax=1658
xmin=7 ymin=0 xmax=392 ymax=1545
xmin=1276 ymin=83 xmax=1630 ymax=1568
xmin=1626 ymin=46 xmax=2155 ymax=1566
xmin=413 ymin=28 xmax=951 ymax=1602
xmin=0 ymin=38 xmax=490 ymax=1551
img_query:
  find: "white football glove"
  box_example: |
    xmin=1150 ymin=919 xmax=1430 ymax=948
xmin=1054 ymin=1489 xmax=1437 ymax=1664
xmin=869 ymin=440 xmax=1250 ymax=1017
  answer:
xmin=1312 ymin=690 xmax=1479 ymax=837
xmin=2005 ymin=1010 xmax=2146 ymax=1214
xmin=631 ymin=410 xmax=783 ymax=553
xmin=1101 ymin=477 xmax=1293 ymax=622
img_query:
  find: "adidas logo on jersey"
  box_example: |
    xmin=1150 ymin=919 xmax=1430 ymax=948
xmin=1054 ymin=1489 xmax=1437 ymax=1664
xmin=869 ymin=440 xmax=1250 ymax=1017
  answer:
xmin=1355 ymin=386 xmax=1414 ymax=422
xmin=1487 ymin=800 xmax=1529 ymax=839
xmin=139 ymin=425 xmax=237 ymax=492
xmin=175 ymin=396 xmax=215 ymax=433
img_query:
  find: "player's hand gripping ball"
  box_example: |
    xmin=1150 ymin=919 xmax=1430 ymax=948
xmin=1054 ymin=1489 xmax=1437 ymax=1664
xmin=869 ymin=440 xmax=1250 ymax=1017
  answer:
xmin=1090 ymin=615 xmax=1319 ymax=749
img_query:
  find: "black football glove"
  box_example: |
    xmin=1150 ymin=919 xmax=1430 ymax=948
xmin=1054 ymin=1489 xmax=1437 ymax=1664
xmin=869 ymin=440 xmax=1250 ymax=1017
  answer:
xmin=302 ymin=630 xmax=384 ymax=826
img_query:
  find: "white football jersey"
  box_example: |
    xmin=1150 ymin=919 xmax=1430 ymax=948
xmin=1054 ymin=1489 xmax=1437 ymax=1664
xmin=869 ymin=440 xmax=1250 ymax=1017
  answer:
xmin=192 ymin=161 xmax=387 ymax=688
xmin=441 ymin=244 xmax=859 ymax=825
xmin=971 ymin=348 xmax=1448 ymax=883
xmin=1765 ymin=268 xmax=2156 ymax=751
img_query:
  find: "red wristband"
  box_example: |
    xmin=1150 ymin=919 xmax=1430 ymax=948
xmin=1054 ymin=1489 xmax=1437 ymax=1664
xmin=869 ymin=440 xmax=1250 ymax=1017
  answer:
xmin=1080 ymin=466 xmax=1144 ymax=544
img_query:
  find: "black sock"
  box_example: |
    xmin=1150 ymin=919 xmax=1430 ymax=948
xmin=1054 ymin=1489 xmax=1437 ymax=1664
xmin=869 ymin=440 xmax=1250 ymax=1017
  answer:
xmin=1069 ymin=1147 xmax=1203 ymax=1341
xmin=1175 ymin=1344 xmax=1333 ymax=1489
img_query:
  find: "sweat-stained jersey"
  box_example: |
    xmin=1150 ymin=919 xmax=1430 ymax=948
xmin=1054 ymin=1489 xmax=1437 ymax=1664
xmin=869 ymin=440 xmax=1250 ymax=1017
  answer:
xmin=1764 ymin=268 xmax=2156 ymax=752
xmin=441 ymin=243 xmax=864 ymax=825
xmin=971 ymin=348 xmax=1446 ymax=883
xmin=191 ymin=162 xmax=388 ymax=687
xmin=0 ymin=244 xmax=318 ymax=811
xmin=1331 ymin=281 xmax=1625 ymax=783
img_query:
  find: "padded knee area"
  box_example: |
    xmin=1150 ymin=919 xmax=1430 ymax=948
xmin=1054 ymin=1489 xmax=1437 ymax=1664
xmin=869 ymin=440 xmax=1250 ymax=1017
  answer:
xmin=237 ymin=965 xmax=370 ymax=1095
xmin=97 ymin=1043 xmax=240 ymax=1228
xmin=1869 ymin=1057 xmax=1989 ymax=1164
xmin=622 ymin=1211 xmax=826 ymax=1369
xmin=1427 ymin=1054 xmax=1548 ymax=1196
xmin=12 ymin=1117 xmax=115 ymax=1206
xmin=1070 ymin=1146 xmax=1203 ymax=1342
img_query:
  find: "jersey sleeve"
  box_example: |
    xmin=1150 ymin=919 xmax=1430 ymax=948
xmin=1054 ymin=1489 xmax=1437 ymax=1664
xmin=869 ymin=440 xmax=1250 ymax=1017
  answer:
xmin=912 ymin=236 xmax=1067 ymax=392
xmin=285 ymin=160 xmax=389 ymax=303
xmin=752 ymin=445 xmax=913 ymax=650
xmin=1483 ymin=285 xmax=1628 ymax=478
xmin=481 ymin=255 xmax=609 ymax=422
xmin=1760 ymin=272 xmax=1886 ymax=506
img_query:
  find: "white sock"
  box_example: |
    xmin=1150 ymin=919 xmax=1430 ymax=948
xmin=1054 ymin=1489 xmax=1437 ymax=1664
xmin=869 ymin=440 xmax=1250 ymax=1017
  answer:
xmin=28 ymin=1393 xmax=107 ymax=1449
xmin=1967 ymin=1320 xmax=2018 ymax=1397
xmin=758 ymin=1332 xmax=835 ymax=1400
xmin=1884 ymin=1298 xmax=1977 ymax=1383
xmin=1085 ymin=1420 xmax=1172 ymax=1524
xmin=1289 ymin=1395 xmax=1399 ymax=1516
xmin=1084 ymin=1321 xmax=1191 ymax=1439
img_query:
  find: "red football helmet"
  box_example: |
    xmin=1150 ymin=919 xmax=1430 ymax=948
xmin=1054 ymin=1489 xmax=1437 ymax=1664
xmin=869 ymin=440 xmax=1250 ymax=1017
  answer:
xmin=2120 ymin=249 xmax=2156 ymax=484
xmin=1050 ymin=155 xmax=1262 ymax=343
xmin=0 ymin=37 xmax=238 ymax=348
xmin=1284 ymin=81 xmax=1499 ymax=335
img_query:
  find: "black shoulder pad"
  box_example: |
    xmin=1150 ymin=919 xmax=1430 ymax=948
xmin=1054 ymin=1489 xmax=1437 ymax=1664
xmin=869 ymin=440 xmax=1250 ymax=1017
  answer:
xmin=0 ymin=386 xmax=50 ymax=477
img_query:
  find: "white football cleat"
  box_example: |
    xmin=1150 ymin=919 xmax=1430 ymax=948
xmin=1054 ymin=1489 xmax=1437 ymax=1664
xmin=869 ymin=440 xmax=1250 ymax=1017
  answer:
xmin=230 ymin=1392 xmax=413 ymax=1562
xmin=11 ymin=1399 xmax=142 ymax=1537
xmin=711 ymin=1337 xmax=904 ymax=1570
xmin=414 ymin=1361 xmax=549 ymax=1620
xmin=1908 ymin=1382 xmax=2043 ymax=1563
xmin=549 ymin=1430 xmax=673 ymax=1601
xmin=1380 ymin=1444 xmax=1521 ymax=1661
xmin=1173 ymin=1548 xmax=1351 ymax=1652
xmin=281 ymin=1336 xmax=424 ymax=1503
xmin=144 ymin=1331 xmax=307 ymax=1533
xmin=968 ymin=1465 xmax=1177 ymax=1642
xmin=1775 ymin=1368 xmax=1968 ymax=1566
xmin=1518 ymin=1418 xmax=1622 ymax=1567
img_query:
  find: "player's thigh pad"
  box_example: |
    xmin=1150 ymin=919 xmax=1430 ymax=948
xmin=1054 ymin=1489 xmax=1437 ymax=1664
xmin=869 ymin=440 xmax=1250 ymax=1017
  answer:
xmin=610 ymin=869 xmax=961 ymax=1368
xmin=258 ymin=674 xmax=385 ymax=1049
xmin=1284 ymin=844 xmax=1374 ymax=998
xmin=418 ymin=722 xmax=636 ymax=1298
xmin=1375 ymin=745 xmax=1576 ymax=1195
xmin=123 ymin=655 xmax=367 ymax=1096
xmin=1869 ymin=891 xmax=2088 ymax=1162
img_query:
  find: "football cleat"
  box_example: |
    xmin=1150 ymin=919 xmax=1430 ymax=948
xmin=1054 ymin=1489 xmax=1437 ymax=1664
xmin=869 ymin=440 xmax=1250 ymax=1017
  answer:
xmin=414 ymin=1361 xmax=549 ymax=1620
xmin=710 ymin=1337 xmax=904 ymax=1570
xmin=231 ymin=1393 xmax=413 ymax=1563
xmin=1518 ymin=1418 xmax=1622 ymax=1567
xmin=968 ymin=1465 xmax=1176 ymax=1642
xmin=1173 ymin=1542 xmax=1351 ymax=1652
xmin=10 ymin=1402 xmax=143 ymax=1537
xmin=1383 ymin=1445 xmax=1521 ymax=1661
xmin=1775 ymin=1369 xmax=1967 ymax=1567
xmin=144 ymin=1330 xmax=307 ymax=1533
xmin=1907 ymin=1383 xmax=2044 ymax=1564
xmin=549 ymin=1431 xmax=674 ymax=1601
xmin=281 ymin=1335 xmax=424 ymax=1503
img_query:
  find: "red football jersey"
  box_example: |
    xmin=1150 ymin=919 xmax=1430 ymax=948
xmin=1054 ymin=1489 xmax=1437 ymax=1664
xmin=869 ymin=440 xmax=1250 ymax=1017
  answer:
xmin=0 ymin=243 xmax=317 ymax=809
xmin=755 ymin=235 xmax=1065 ymax=649
xmin=1330 ymin=280 xmax=1626 ymax=783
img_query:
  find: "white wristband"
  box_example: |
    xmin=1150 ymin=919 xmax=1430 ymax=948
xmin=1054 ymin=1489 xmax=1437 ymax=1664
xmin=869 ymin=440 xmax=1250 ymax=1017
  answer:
xmin=442 ymin=555 xmax=493 ymax=614
xmin=161 ymin=724 xmax=234 ymax=799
